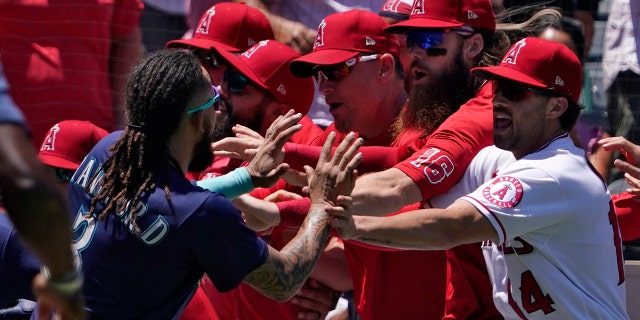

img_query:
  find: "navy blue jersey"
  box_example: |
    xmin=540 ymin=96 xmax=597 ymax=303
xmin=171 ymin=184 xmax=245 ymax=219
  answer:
xmin=68 ymin=132 xmax=268 ymax=319
xmin=0 ymin=213 xmax=40 ymax=305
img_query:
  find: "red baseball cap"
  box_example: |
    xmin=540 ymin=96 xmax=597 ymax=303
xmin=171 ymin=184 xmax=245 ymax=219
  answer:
xmin=379 ymin=0 xmax=414 ymax=21
xmin=214 ymin=40 xmax=314 ymax=115
xmin=385 ymin=0 xmax=496 ymax=33
xmin=38 ymin=120 xmax=109 ymax=170
xmin=166 ymin=2 xmax=275 ymax=53
xmin=471 ymin=37 xmax=583 ymax=103
xmin=289 ymin=10 xmax=400 ymax=78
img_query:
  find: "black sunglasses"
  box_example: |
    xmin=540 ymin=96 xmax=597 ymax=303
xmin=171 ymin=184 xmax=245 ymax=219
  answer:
xmin=492 ymin=79 xmax=560 ymax=102
xmin=223 ymin=69 xmax=249 ymax=94
xmin=194 ymin=49 xmax=223 ymax=69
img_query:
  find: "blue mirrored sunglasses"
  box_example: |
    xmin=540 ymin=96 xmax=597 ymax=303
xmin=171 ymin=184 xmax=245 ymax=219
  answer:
xmin=406 ymin=30 xmax=445 ymax=51
xmin=223 ymin=69 xmax=249 ymax=94
xmin=187 ymin=86 xmax=220 ymax=114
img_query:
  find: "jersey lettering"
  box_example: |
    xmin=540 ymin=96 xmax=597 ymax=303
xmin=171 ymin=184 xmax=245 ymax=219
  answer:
xmin=72 ymin=205 xmax=96 ymax=253
xmin=501 ymin=236 xmax=534 ymax=255
xmin=140 ymin=217 xmax=169 ymax=245
xmin=409 ymin=148 xmax=455 ymax=184
xmin=519 ymin=270 xmax=556 ymax=315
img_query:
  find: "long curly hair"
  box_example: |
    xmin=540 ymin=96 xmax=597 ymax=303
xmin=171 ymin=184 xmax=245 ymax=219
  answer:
xmin=89 ymin=49 xmax=208 ymax=235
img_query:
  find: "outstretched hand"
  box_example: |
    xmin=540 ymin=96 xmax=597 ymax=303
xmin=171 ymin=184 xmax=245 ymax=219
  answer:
xmin=305 ymin=132 xmax=363 ymax=208
xmin=599 ymin=136 xmax=640 ymax=196
xmin=245 ymin=110 xmax=302 ymax=188
xmin=211 ymin=124 xmax=264 ymax=162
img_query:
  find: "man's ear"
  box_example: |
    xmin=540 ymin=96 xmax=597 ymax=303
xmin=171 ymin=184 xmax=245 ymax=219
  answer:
xmin=547 ymin=96 xmax=569 ymax=120
xmin=463 ymin=33 xmax=484 ymax=61
xmin=188 ymin=111 xmax=205 ymax=134
xmin=377 ymin=53 xmax=396 ymax=83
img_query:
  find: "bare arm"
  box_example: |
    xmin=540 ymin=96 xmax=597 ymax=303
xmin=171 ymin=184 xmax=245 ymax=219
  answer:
xmin=331 ymin=200 xmax=498 ymax=250
xmin=242 ymin=132 xmax=363 ymax=301
xmin=232 ymin=0 xmax=316 ymax=54
xmin=0 ymin=124 xmax=85 ymax=319
xmin=351 ymin=168 xmax=422 ymax=216
xmin=110 ymin=27 xmax=143 ymax=129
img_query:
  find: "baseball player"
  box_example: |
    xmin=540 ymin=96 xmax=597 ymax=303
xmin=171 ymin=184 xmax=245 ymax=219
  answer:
xmin=63 ymin=49 xmax=362 ymax=319
xmin=329 ymin=37 xmax=630 ymax=319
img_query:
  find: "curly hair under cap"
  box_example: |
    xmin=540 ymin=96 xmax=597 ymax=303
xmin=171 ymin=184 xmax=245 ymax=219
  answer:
xmin=89 ymin=49 xmax=209 ymax=235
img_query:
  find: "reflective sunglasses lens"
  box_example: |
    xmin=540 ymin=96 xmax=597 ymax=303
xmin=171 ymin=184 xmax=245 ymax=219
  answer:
xmin=313 ymin=64 xmax=351 ymax=83
xmin=406 ymin=31 xmax=445 ymax=50
xmin=224 ymin=69 xmax=248 ymax=94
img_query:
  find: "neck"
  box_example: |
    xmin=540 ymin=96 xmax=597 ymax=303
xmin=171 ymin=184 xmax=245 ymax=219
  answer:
xmin=167 ymin=134 xmax=193 ymax=174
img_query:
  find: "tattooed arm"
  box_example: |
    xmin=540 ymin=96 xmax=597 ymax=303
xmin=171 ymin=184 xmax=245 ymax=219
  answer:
xmin=242 ymin=132 xmax=363 ymax=301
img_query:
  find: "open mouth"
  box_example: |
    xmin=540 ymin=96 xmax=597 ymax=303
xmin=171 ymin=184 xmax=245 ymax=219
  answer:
xmin=327 ymin=102 xmax=343 ymax=111
xmin=494 ymin=114 xmax=512 ymax=131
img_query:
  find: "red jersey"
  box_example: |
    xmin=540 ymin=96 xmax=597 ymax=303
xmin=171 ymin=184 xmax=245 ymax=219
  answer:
xmin=611 ymin=192 xmax=640 ymax=242
xmin=0 ymin=0 xmax=142 ymax=146
xmin=395 ymin=83 xmax=501 ymax=320
xmin=278 ymin=121 xmax=449 ymax=320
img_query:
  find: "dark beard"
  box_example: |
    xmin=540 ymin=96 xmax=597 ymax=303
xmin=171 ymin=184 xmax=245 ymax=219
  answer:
xmin=211 ymin=97 xmax=266 ymax=141
xmin=211 ymin=98 xmax=234 ymax=141
xmin=392 ymin=52 xmax=475 ymax=137
xmin=188 ymin=135 xmax=214 ymax=173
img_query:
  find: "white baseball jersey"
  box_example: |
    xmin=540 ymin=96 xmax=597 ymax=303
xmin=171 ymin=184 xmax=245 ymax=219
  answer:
xmin=456 ymin=135 xmax=628 ymax=319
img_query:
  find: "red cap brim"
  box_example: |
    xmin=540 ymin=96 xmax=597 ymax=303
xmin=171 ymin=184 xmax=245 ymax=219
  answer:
xmin=211 ymin=47 xmax=270 ymax=91
xmin=289 ymin=50 xmax=360 ymax=78
xmin=385 ymin=18 xmax=463 ymax=34
xmin=38 ymin=154 xmax=80 ymax=170
xmin=471 ymin=65 xmax=548 ymax=89
xmin=166 ymin=38 xmax=241 ymax=53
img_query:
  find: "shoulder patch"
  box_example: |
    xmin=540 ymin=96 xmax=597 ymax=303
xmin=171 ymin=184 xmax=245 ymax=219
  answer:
xmin=483 ymin=176 xmax=523 ymax=208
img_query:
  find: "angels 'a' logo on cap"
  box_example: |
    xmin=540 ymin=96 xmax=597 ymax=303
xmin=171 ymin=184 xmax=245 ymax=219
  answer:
xmin=243 ymin=40 xmax=269 ymax=58
xmin=41 ymin=123 xmax=61 ymax=151
xmin=196 ymin=8 xmax=216 ymax=35
xmin=412 ymin=0 xmax=425 ymax=15
xmin=314 ymin=20 xmax=327 ymax=49
xmin=482 ymin=176 xmax=523 ymax=208
xmin=502 ymin=38 xmax=526 ymax=65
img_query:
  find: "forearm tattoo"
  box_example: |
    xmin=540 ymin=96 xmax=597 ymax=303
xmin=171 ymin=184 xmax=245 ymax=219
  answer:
xmin=244 ymin=208 xmax=332 ymax=301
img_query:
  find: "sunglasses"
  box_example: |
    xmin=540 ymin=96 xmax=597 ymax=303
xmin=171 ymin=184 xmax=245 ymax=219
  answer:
xmin=406 ymin=27 xmax=475 ymax=56
xmin=492 ymin=79 xmax=560 ymax=102
xmin=194 ymin=49 xmax=223 ymax=69
xmin=223 ymin=69 xmax=250 ymax=94
xmin=187 ymin=86 xmax=220 ymax=114
xmin=53 ymin=167 xmax=75 ymax=183
xmin=312 ymin=54 xmax=379 ymax=83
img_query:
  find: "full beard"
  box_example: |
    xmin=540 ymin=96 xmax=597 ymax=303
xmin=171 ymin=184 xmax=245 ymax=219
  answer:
xmin=392 ymin=53 xmax=475 ymax=137
xmin=189 ymin=116 xmax=215 ymax=173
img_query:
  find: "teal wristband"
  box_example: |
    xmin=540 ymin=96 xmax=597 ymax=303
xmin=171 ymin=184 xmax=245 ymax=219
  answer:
xmin=197 ymin=167 xmax=254 ymax=199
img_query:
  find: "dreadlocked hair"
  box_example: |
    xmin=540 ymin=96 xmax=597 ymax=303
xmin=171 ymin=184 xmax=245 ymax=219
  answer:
xmin=89 ymin=49 xmax=208 ymax=235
